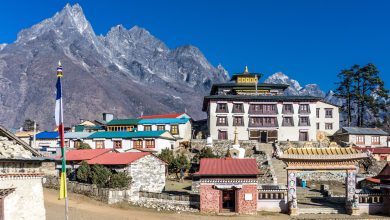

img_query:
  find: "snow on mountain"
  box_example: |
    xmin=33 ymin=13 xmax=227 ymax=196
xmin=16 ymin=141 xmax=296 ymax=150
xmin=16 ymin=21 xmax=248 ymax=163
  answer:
xmin=0 ymin=4 xmax=228 ymax=129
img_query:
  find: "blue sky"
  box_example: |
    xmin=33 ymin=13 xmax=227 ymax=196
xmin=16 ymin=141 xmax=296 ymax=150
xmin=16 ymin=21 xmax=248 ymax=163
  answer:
xmin=1 ymin=0 xmax=389 ymax=91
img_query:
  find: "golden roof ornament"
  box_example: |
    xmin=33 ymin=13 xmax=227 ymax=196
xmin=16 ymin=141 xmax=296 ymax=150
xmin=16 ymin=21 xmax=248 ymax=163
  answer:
xmin=57 ymin=60 xmax=63 ymax=77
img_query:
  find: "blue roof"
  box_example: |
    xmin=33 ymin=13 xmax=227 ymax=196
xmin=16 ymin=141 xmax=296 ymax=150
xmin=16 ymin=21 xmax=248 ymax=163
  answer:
xmin=36 ymin=132 xmax=58 ymax=139
xmin=87 ymin=131 xmax=174 ymax=139
xmin=138 ymin=118 xmax=190 ymax=125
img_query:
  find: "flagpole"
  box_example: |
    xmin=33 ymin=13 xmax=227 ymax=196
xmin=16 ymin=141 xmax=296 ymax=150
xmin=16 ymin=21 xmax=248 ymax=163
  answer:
xmin=56 ymin=61 xmax=68 ymax=220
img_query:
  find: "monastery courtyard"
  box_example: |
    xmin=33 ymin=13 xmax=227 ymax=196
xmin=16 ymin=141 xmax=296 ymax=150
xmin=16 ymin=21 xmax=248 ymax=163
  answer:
xmin=44 ymin=188 xmax=387 ymax=220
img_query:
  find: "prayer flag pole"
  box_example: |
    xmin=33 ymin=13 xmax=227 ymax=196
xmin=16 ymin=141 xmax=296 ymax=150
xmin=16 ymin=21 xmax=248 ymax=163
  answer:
xmin=55 ymin=61 xmax=68 ymax=220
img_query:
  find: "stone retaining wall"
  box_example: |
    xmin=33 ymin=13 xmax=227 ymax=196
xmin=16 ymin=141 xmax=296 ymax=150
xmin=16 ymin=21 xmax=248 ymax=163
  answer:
xmin=43 ymin=176 xmax=135 ymax=204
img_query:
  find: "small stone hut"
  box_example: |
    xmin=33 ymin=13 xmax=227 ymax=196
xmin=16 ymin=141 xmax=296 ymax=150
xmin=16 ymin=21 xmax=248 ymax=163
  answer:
xmin=195 ymin=158 xmax=259 ymax=214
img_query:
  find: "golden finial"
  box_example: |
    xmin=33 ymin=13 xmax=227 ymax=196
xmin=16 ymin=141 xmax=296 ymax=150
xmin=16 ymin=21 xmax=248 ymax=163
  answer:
xmin=244 ymin=66 xmax=249 ymax=73
xmin=57 ymin=60 xmax=63 ymax=77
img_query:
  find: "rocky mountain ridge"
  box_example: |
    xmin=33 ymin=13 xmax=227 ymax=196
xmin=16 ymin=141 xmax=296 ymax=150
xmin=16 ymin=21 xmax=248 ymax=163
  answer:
xmin=0 ymin=4 xmax=228 ymax=129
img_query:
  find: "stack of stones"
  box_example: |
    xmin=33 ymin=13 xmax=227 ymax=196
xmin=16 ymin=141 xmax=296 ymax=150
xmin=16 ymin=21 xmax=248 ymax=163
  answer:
xmin=0 ymin=136 xmax=32 ymax=159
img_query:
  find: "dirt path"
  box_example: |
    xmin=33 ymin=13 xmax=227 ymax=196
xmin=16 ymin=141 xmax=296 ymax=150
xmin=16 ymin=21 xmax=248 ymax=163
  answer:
xmin=44 ymin=188 xmax=290 ymax=220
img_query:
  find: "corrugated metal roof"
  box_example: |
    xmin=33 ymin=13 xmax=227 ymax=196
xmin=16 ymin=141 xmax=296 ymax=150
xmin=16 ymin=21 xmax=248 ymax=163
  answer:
xmin=342 ymin=127 xmax=388 ymax=135
xmin=87 ymin=152 xmax=153 ymax=165
xmin=64 ymin=132 xmax=94 ymax=139
xmin=36 ymin=131 xmax=58 ymax=139
xmin=139 ymin=113 xmax=188 ymax=119
xmin=87 ymin=131 xmax=170 ymax=139
xmin=138 ymin=118 xmax=190 ymax=125
xmin=106 ymin=119 xmax=141 ymax=126
xmin=374 ymin=162 xmax=390 ymax=181
xmin=195 ymin=158 xmax=259 ymax=176
xmin=59 ymin=149 xmax=114 ymax=161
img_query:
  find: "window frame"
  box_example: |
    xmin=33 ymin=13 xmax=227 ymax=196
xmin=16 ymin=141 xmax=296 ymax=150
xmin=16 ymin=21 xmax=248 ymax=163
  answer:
xmin=216 ymin=103 xmax=228 ymax=113
xmin=170 ymin=124 xmax=179 ymax=135
xmin=133 ymin=140 xmax=143 ymax=149
xmin=145 ymin=139 xmax=155 ymax=148
xmin=325 ymin=108 xmax=333 ymax=118
xmin=233 ymin=116 xmax=244 ymax=126
xmin=143 ymin=125 xmax=152 ymax=131
xmin=282 ymin=117 xmax=294 ymax=127
xmin=113 ymin=140 xmax=122 ymax=149
xmin=157 ymin=125 xmax=165 ymax=131
xmin=356 ymin=135 xmax=365 ymax=145
xmin=216 ymin=116 xmax=228 ymax=126
xmin=371 ymin=136 xmax=380 ymax=145
xmin=325 ymin=123 xmax=333 ymax=130
xmin=218 ymin=130 xmax=228 ymax=140
xmin=95 ymin=140 xmax=105 ymax=149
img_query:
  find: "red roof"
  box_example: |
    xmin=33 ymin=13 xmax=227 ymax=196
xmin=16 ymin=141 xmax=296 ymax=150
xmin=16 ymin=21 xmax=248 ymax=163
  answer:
xmin=56 ymin=149 xmax=114 ymax=161
xmin=354 ymin=147 xmax=390 ymax=154
xmin=195 ymin=158 xmax=259 ymax=176
xmin=374 ymin=162 xmax=390 ymax=181
xmin=87 ymin=152 xmax=157 ymax=165
xmin=139 ymin=113 xmax=185 ymax=119
xmin=364 ymin=177 xmax=380 ymax=184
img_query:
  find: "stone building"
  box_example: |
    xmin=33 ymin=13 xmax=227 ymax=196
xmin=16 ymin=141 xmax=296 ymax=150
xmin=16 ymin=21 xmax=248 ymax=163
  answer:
xmin=87 ymin=152 xmax=166 ymax=193
xmin=195 ymin=158 xmax=259 ymax=214
xmin=0 ymin=125 xmax=52 ymax=219
xmin=202 ymin=67 xmax=339 ymax=142
xmin=333 ymin=127 xmax=389 ymax=147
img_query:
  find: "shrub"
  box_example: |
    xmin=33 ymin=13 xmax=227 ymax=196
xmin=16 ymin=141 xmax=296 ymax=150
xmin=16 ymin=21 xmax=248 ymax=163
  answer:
xmin=76 ymin=161 xmax=91 ymax=183
xmin=108 ymin=172 xmax=132 ymax=188
xmin=91 ymin=165 xmax=111 ymax=188
xmin=78 ymin=142 xmax=91 ymax=149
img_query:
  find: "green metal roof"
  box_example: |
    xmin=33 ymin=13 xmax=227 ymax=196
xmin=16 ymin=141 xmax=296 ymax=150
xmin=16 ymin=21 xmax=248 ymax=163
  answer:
xmin=106 ymin=119 xmax=141 ymax=126
xmin=87 ymin=131 xmax=175 ymax=140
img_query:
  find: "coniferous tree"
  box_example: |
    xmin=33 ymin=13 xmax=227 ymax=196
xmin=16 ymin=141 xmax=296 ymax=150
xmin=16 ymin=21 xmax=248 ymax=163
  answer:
xmin=335 ymin=63 xmax=388 ymax=127
xmin=335 ymin=69 xmax=354 ymax=126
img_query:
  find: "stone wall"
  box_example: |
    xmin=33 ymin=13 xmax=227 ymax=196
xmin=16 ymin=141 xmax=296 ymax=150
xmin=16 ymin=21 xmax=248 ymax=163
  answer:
xmin=0 ymin=176 xmax=46 ymax=220
xmin=199 ymin=184 xmax=220 ymax=213
xmin=128 ymin=154 xmax=166 ymax=193
xmin=236 ymin=184 xmax=257 ymax=214
xmin=190 ymin=139 xmax=258 ymax=157
xmin=135 ymin=191 xmax=199 ymax=212
xmin=44 ymin=176 xmax=135 ymax=204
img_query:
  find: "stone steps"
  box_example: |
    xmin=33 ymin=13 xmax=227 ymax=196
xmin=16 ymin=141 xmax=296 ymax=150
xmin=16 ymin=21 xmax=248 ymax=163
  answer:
xmin=298 ymin=207 xmax=346 ymax=214
xmin=258 ymin=143 xmax=287 ymax=185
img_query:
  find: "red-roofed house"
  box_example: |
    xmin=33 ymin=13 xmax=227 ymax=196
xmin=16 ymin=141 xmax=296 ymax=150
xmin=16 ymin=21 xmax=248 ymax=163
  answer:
xmin=55 ymin=148 xmax=117 ymax=170
xmin=88 ymin=152 xmax=166 ymax=193
xmin=195 ymin=158 xmax=259 ymax=214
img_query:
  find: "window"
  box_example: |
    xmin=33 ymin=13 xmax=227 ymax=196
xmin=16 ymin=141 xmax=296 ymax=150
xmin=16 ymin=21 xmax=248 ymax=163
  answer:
xmin=144 ymin=125 xmax=152 ymax=131
xmin=232 ymin=103 xmax=244 ymax=113
xmin=325 ymin=123 xmax=333 ymax=130
xmin=299 ymin=117 xmax=310 ymax=126
xmin=316 ymin=108 xmax=320 ymax=118
xmin=218 ymin=130 xmax=228 ymax=140
xmin=113 ymin=140 xmax=122 ymax=149
xmin=299 ymin=104 xmax=310 ymax=114
xmin=325 ymin=108 xmax=333 ymax=118
xmin=372 ymin=136 xmax=380 ymax=145
xmin=299 ymin=131 xmax=309 ymax=141
xmin=74 ymin=140 xmax=82 ymax=149
xmin=249 ymin=104 xmax=277 ymax=114
xmin=282 ymin=117 xmax=294 ymax=126
xmin=233 ymin=117 xmax=244 ymax=126
xmin=356 ymin=135 xmax=365 ymax=145
xmin=157 ymin=125 xmax=165 ymax=131
xmin=283 ymin=104 xmax=294 ymax=114
xmin=170 ymin=125 xmax=179 ymax=135
xmin=145 ymin=139 xmax=155 ymax=148
xmin=216 ymin=103 xmax=228 ymax=113
xmin=249 ymin=117 xmax=277 ymax=127
xmin=216 ymin=117 xmax=228 ymax=126
xmin=316 ymin=123 xmax=320 ymax=130
xmin=133 ymin=140 xmax=143 ymax=149
xmin=95 ymin=141 xmax=105 ymax=149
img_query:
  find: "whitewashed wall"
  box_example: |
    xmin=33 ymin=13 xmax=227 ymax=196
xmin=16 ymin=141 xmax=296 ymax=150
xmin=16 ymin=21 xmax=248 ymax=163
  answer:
xmin=0 ymin=177 xmax=46 ymax=220
xmin=208 ymin=100 xmax=338 ymax=142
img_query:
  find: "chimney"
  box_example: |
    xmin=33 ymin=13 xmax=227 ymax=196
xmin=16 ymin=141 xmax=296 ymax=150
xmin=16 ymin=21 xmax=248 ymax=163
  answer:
xmin=103 ymin=113 xmax=114 ymax=122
